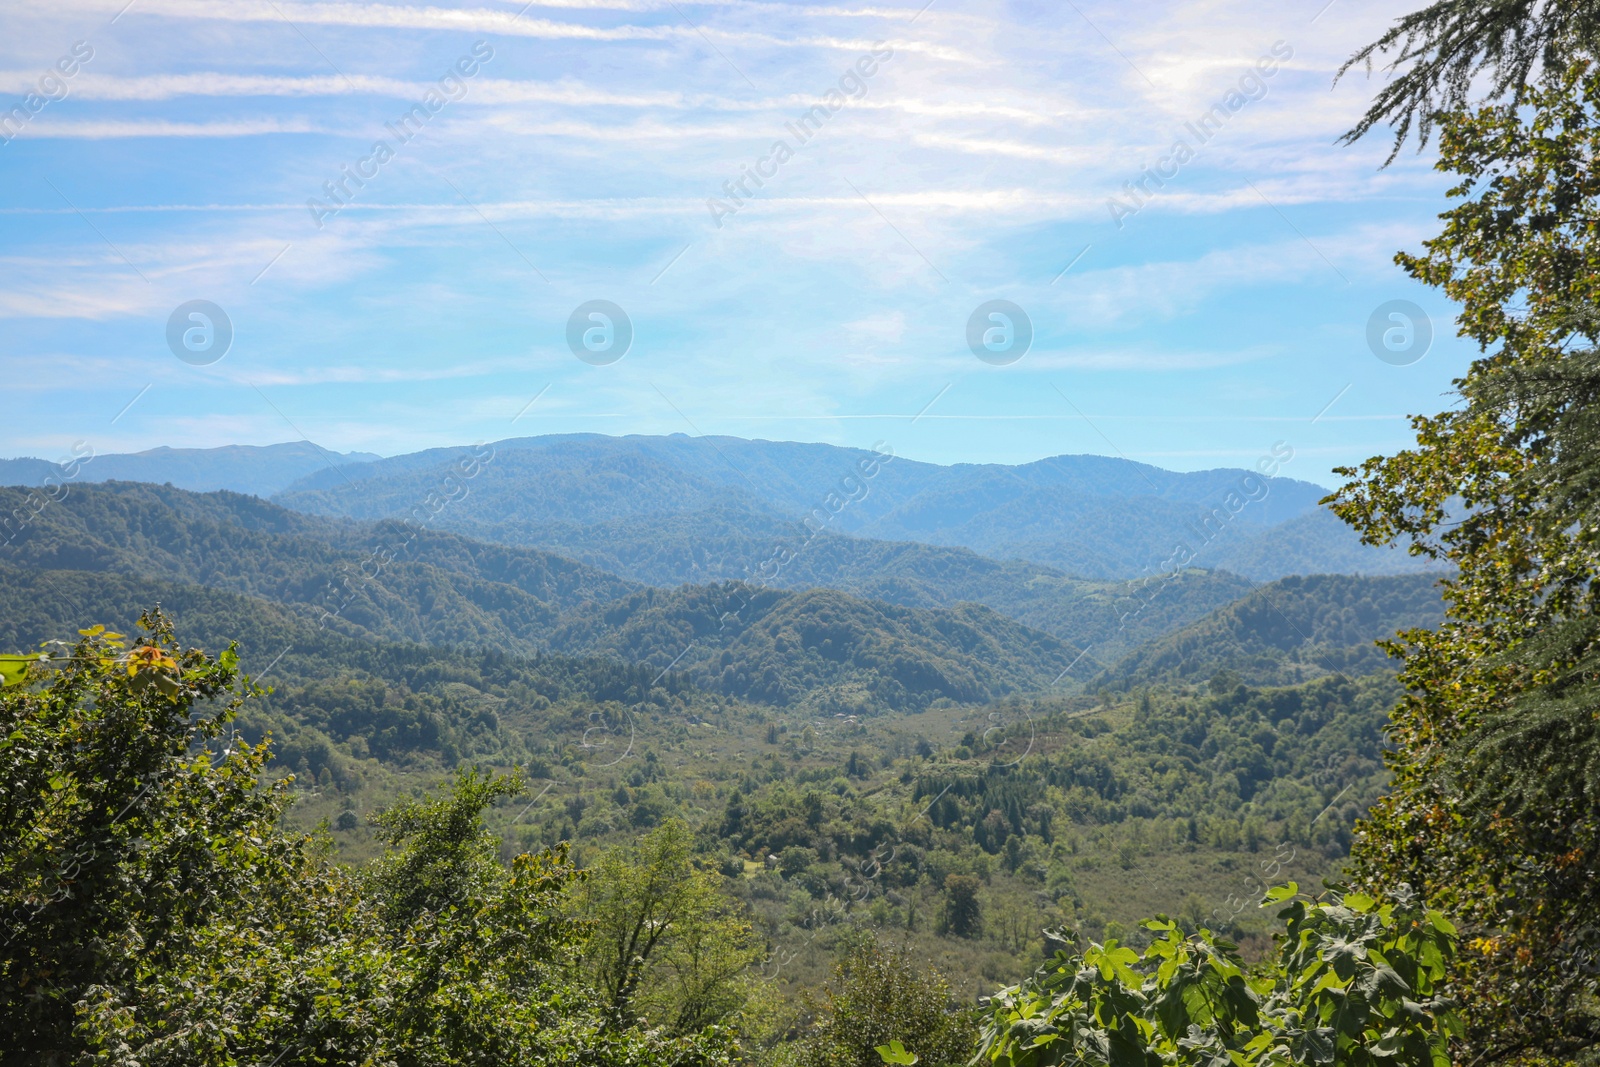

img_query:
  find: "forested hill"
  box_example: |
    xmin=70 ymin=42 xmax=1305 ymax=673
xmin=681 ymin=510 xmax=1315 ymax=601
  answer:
xmin=0 ymin=560 xmax=1400 ymax=1008
xmin=422 ymin=502 xmax=1256 ymax=654
xmin=0 ymin=484 xmax=1073 ymax=711
xmin=0 ymin=481 xmax=641 ymax=654
xmin=0 ymin=462 xmax=1427 ymax=1045
xmin=0 ymin=481 xmax=1250 ymax=667
xmin=1094 ymin=572 xmax=1448 ymax=690
xmin=269 ymin=433 xmax=1426 ymax=581
xmin=0 ymin=562 xmax=723 ymax=789
xmin=548 ymin=582 xmax=1075 ymax=711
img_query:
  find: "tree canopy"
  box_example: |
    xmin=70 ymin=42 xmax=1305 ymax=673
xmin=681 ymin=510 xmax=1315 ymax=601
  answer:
xmin=974 ymin=885 xmax=1460 ymax=1067
xmin=1331 ymin=59 xmax=1600 ymax=1065
xmin=0 ymin=612 xmax=737 ymax=1066
xmin=1340 ymin=0 xmax=1600 ymax=159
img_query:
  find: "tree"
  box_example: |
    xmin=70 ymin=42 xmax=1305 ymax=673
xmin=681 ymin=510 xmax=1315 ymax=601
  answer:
xmin=0 ymin=612 xmax=737 ymax=1066
xmin=582 ymin=817 xmax=764 ymax=1033
xmin=938 ymin=873 xmax=983 ymax=938
xmin=1339 ymin=0 xmax=1600 ymax=158
xmin=791 ymin=934 xmax=978 ymax=1067
xmin=974 ymin=884 xmax=1460 ymax=1067
xmin=364 ymin=766 xmax=526 ymax=925
xmin=0 ymin=616 xmax=273 ymax=1060
xmin=1330 ymin=61 xmax=1600 ymax=1063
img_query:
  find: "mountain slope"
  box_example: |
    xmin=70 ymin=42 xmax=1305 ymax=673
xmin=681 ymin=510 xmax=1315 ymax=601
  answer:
xmin=436 ymin=502 xmax=1255 ymax=655
xmin=547 ymin=581 xmax=1077 ymax=711
xmin=0 ymin=562 xmax=707 ymax=783
xmin=1205 ymin=508 xmax=1432 ymax=580
xmin=3 ymin=435 xmax=1423 ymax=582
xmin=0 ymin=484 xmax=1080 ymax=712
xmin=1094 ymin=572 xmax=1449 ymax=689
xmin=0 ymin=482 xmax=640 ymax=654
xmin=274 ymin=433 xmax=1425 ymax=581
xmin=0 ymin=442 xmax=380 ymax=498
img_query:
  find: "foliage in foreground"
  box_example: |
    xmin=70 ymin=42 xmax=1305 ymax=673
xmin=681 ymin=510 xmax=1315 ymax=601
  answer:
xmin=973 ymin=885 xmax=1460 ymax=1067
xmin=0 ymin=613 xmax=735 ymax=1066
xmin=1339 ymin=0 xmax=1600 ymax=158
xmin=1331 ymin=59 xmax=1600 ymax=1063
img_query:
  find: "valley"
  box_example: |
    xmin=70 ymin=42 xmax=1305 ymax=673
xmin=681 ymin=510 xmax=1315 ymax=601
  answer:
xmin=0 ymin=437 xmax=1447 ymax=1046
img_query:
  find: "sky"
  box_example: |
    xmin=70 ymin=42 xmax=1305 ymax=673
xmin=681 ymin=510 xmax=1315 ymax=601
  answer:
xmin=0 ymin=0 xmax=1471 ymax=487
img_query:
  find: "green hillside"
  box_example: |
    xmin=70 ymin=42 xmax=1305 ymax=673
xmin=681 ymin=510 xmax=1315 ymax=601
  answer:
xmin=272 ymin=433 xmax=1415 ymax=581
xmin=438 ymin=502 xmax=1256 ymax=657
xmin=491 ymin=666 xmax=1399 ymax=1003
xmin=0 ymin=475 xmax=1421 ymax=1044
xmin=547 ymin=581 xmax=1076 ymax=711
xmin=0 ymin=582 xmax=1393 ymax=1012
xmin=0 ymin=482 xmax=640 ymax=654
xmin=0 ymin=562 xmax=727 ymax=792
xmin=0 ymin=482 xmax=1245 ymax=695
xmin=1094 ymin=572 xmax=1448 ymax=690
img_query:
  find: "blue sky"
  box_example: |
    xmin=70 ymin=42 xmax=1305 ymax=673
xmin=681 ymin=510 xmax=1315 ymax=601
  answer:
xmin=1 ymin=0 xmax=1468 ymax=487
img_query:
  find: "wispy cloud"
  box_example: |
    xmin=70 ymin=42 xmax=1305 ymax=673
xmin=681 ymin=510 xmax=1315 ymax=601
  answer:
xmin=25 ymin=0 xmax=966 ymax=58
xmin=0 ymin=70 xmax=1066 ymax=125
xmin=0 ymin=0 xmax=1467 ymax=480
xmin=10 ymin=118 xmax=320 ymax=137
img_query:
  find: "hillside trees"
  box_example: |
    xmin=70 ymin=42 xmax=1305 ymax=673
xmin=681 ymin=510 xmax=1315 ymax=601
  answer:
xmin=938 ymin=874 xmax=984 ymax=939
xmin=785 ymin=935 xmax=978 ymax=1067
xmin=581 ymin=818 xmax=766 ymax=1034
xmin=0 ymin=612 xmax=736 ymax=1066
xmin=1331 ymin=61 xmax=1600 ymax=1062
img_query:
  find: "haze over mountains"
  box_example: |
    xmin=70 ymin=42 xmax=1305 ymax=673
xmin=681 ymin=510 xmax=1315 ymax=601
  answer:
xmin=0 ymin=442 xmax=381 ymax=500
xmin=6 ymin=434 xmax=1429 ymax=584
xmin=0 ymin=434 xmax=1446 ymax=709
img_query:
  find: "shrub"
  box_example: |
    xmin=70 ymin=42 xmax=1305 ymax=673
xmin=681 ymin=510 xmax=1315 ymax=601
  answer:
xmin=974 ymin=883 xmax=1459 ymax=1067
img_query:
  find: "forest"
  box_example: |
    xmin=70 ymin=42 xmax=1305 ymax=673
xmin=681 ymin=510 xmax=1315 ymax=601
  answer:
xmin=5 ymin=0 xmax=1600 ymax=1064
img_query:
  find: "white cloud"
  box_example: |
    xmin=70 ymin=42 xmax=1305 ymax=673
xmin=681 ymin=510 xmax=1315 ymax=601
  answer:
xmin=0 ymin=0 xmax=1467 ymax=467
xmin=20 ymin=0 xmax=965 ymax=58
xmin=12 ymin=118 xmax=319 ymax=137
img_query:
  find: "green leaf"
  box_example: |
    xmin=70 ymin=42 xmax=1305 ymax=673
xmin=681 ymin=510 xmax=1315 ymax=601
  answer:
xmin=1303 ymin=1028 xmax=1336 ymax=1065
xmin=0 ymin=653 xmax=37 ymax=686
xmin=1263 ymin=883 xmax=1299 ymax=904
xmin=876 ymin=1040 xmax=918 ymax=1065
xmin=1342 ymin=892 xmax=1376 ymax=913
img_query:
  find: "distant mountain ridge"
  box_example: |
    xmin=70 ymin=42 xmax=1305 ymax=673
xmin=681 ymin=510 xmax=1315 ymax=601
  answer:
xmin=0 ymin=434 xmax=1432 ymax=582
xmin=0 ymin=441 xmax=380 ymax=499
xmin=273 ymin=433 xmax=1430 ymax=582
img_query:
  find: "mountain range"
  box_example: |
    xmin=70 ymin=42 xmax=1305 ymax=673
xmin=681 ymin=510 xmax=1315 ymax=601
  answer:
xmin=0 ymin=482 xmax=1084 ymax=711
xmin=0 ymin=441 xmax=380 ymax=499
xmin=4 ymin=435 xmax=1429 ymax=583
xmin=0 ymin=433 xmax=1458 ymax=1034
xmin=0 ymin=435 xmax=1450 ymax=720
xmin=0 ymin=472 xmax=1446 ymax=708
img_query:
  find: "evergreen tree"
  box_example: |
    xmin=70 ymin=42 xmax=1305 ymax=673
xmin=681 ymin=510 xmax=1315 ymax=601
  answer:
xmin=1331 ymin=61 xmax=1600 ymax=1062
xmin=1341 ymin=0 xmax=1600 ymax=158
